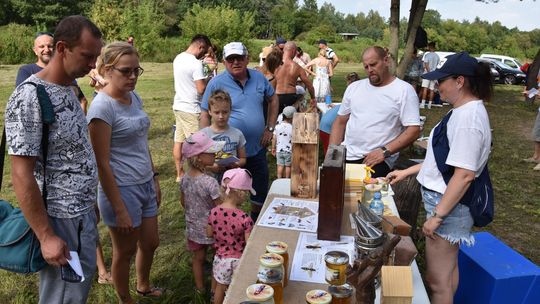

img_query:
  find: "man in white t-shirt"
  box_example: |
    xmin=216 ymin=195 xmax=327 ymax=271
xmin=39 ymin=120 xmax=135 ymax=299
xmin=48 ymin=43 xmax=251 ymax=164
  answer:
xmin=172 ymin=34 xmax=211 ymax=181
xmin=329 ymin=46 xmax=421 ymax=177
xmin=420 ymin=42 xmax=440 ymax=109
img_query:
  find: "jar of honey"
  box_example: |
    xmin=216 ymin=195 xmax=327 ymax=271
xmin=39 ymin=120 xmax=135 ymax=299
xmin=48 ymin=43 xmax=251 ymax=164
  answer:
xmin=246 ymin=283 xmax=275 ymax=303
xmin=324 ymin=251 xmax=349 ymax=286
xmin=257 ymin=253 xmax=284 ymax=304
xmin=306 ymin=289 xmax=332 ymax=304
xmin=328 ymin=283 xmax=353 ymax=304
xmin=266 ymin=241 xmax=289 ymax=287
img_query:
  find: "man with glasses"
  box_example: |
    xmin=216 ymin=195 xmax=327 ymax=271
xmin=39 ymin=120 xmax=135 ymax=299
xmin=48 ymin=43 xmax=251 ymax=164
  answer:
xmin=329 ymin=46 xmax=421 ymax=177
xmin=172 ymin=34 xmax=212 ymax=182
xmin=200 ymin=42 xmax=278 ymax=222
xmin=5 ymin=15 xmax=102 ymax=303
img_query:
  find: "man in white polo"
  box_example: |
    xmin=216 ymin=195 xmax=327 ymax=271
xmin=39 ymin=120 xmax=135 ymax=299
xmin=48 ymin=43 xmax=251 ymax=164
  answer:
xmin=172 ymin=34 xmax=211 ymax=182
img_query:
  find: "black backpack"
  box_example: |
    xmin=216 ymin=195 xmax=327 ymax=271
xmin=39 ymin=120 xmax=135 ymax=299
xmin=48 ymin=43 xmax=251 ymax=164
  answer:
xmin=431 ymin=111 xmax=494 ymax=227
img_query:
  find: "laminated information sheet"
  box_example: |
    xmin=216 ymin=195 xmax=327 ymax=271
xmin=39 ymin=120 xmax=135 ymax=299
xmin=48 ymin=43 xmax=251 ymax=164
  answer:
xmin=257 ymin=197 xmax=319 ymax=232
xmin=289 ymin=232 xmax=355 ymax=284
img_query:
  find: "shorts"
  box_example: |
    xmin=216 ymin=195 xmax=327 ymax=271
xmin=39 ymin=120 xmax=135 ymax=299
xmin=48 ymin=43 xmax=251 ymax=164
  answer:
xmin=533 ymin=110 xmax=540 ymax=142
xmin=278 ymin=93 xmax=299 ymax=114
xmin=174 ymin=110 xmax=199 ymax=142
xmin=98 ymin=180 xmax=158 ymax=228
xmin=276 ymin=151 xmax=292 ymax=166
xmin=421 ymin=79 xmax=436 ymax=90
xmin=187 ymin=239 xmax=211 ymax=252
xmin=213 ymin=255 xmax=240 ymax=285
xmin=422 ymin=187 xmax=474 ymax=246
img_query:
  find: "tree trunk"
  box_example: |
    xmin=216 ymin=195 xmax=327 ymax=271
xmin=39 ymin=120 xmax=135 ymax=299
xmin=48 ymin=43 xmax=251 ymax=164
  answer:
xmin=525 ymin=48 xmax=540 ymax=105
xmin=388 ymin=0 xmax=400 ymax=74
xmin=396 ymin=0 xmax=428 ymax=79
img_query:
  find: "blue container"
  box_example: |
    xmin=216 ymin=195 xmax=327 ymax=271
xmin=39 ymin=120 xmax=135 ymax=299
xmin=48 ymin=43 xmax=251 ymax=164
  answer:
xmin=455 ymin=232 xmax=540 ymax=304
xmin=325 ymin=94 xmax=332 ymax=105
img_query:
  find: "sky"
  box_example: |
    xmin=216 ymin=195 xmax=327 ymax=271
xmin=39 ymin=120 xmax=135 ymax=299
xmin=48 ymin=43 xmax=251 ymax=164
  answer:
xmin=315 ymin=0 xmax=540 ymax=31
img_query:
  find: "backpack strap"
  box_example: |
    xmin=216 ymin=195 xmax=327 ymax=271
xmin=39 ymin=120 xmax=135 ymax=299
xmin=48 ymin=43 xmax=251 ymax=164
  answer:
xmin=0 ymin=81 xmax=55 ymax=204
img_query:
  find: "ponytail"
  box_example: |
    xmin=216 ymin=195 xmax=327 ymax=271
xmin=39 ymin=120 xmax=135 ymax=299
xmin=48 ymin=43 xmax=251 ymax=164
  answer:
xmin=467 ymin=61 xmax=493 ymax=103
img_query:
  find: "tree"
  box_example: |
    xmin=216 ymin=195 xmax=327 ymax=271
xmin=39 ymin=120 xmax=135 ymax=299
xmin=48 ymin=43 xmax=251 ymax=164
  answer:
xmin=9 ymin=0 xmax=92 ymax=29
xmin=180 ymin=4 xmax=255 ymax=51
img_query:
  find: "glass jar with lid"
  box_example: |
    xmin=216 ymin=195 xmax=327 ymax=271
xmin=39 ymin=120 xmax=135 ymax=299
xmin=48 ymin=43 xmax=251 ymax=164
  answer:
xmin=328 ymin=283 xmax=353 ymax=304
xmin=266 ymin=241 xmax=289 ymax=287
xmin=306 ymin=289 xmax=332 ymax=304
xmin=246 ymin=283 xmax=275 ymax=303
xmin=257 ymin=253 xmax=284 ymax=304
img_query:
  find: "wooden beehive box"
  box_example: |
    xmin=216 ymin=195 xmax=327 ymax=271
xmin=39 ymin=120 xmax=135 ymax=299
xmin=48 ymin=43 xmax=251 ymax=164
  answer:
xmin=381 ymin=266 xmax=413 ymax=304
xmin=290 ymin=112 xmax=319 ymax=199
xmin=317 ymin=145 xmax=346 ymax=241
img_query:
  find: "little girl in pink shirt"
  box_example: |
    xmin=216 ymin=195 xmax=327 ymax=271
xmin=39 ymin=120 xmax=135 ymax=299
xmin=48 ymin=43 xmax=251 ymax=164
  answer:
xmin=207 ymin=168 xmax=255 ymax=304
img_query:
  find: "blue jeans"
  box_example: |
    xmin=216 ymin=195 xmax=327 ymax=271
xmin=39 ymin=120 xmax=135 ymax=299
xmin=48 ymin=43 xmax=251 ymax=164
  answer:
xmin=244 ymin=148 xmax=269 ymax=206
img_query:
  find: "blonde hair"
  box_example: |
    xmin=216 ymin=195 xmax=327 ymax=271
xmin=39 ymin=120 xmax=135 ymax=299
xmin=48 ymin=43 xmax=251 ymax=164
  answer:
xmin=186 ymin=156 xmax=207 ymax=173
xmin=97 ymin=41 xmax=139 ymax=76
xmin=208 ymin=90 xmax=232 ymax=111
xmin=220 ymin=179 xmax=249 ymax=205
xmin=318 ymin=49 xmax=326 ymax=57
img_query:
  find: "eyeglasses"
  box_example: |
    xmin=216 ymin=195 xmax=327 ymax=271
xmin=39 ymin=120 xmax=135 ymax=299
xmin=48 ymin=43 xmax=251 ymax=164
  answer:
xmin=436 ymin=75 xmax=457 ymax=86
xmin=225 ymin=55 xmax=245 ymax=63
xmin=112 ymin=67 xmax=144 ymax=77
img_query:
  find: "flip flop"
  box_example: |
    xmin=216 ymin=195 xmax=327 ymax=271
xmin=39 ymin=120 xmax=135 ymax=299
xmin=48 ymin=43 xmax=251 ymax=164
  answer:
xmin=136 ymin=287 xmax=164 ymax=298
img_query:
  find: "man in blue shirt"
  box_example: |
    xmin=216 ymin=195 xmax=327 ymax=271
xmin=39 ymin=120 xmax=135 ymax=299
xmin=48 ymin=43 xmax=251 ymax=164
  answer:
xmin=200 ymin=42 xmax=278 ymax=221
xmin=15 ymin=32 xmax=54 ymax=86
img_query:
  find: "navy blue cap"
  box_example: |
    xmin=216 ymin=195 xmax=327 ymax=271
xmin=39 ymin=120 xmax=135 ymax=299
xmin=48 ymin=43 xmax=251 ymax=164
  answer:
xmin=318 ymin=39 xmax=327 ymax=45
xmin=276 ymin=37 xmax=287 ymax=45
xmin=422 ymin=51 xmax=478 ymax=80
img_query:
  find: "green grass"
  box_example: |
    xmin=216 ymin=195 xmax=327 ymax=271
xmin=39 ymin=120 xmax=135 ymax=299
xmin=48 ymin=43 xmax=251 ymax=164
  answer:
xmin=0 ymin=62 xmax=539 ymax=303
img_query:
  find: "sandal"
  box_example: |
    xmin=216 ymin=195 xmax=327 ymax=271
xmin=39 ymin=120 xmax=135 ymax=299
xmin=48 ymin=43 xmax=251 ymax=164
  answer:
xmin=97 ymin=272 xmax=113 ymax=284
xmin=136 ymin=287 xmax=165 ymax=298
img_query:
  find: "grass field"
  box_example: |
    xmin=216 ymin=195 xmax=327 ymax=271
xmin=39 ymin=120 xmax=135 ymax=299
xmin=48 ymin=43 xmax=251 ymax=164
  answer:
xmin=0 ymin=62 xmax=538 ymax=303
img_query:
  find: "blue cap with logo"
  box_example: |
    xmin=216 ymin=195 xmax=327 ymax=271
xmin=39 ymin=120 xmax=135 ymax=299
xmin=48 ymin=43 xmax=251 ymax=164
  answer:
xmin=422 ymin=51 xmax=478 ymax=80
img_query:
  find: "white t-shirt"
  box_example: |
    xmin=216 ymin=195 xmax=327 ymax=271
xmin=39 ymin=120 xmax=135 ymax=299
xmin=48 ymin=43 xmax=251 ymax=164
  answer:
xmin=173 ymin=52 xmax=206 ymax=113
xmin=338 ymin=78 xmax=421 ymax=167
xmin=423 ymin=52 xmax=440 ymax=73
xmin=417 ymin=100 xmax=492 ymax=194
xmin=274 ymin=121 xmax=293 ymax=153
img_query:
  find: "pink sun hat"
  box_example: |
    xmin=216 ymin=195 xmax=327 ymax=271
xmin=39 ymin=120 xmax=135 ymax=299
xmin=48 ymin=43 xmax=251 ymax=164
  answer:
xmin=182 ymin=131 xmax=225 ymax=159
xmin=222 ymin=168 xmax=256 ymax=195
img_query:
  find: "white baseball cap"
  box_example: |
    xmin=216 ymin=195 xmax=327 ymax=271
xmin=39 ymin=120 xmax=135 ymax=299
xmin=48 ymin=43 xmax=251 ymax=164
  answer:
xmin=223 ymin=42 xmax=248 ymax=59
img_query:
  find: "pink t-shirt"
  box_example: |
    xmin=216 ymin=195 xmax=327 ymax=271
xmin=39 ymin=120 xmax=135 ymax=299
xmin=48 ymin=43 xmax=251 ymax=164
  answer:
xmin=208 ymin=206 xmax=254 ymax=258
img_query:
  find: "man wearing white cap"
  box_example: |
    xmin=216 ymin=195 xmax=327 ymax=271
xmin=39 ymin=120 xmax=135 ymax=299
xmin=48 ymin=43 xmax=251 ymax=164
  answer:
xmin=200 ymin=42 xmax=278 ymax=221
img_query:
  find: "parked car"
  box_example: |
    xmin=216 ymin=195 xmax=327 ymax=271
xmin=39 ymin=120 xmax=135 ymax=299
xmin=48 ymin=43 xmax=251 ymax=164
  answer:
xmin=480 ymin=54 xmax=523 ymax=70
xmin=477 ymin=58 xmax=526 ymax=85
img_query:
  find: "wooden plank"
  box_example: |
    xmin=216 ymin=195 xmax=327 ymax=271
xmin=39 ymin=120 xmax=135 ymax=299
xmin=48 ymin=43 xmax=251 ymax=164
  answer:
xmin=291 ymin=112 xmax=319 ymax=144
xmin=290 ymin=143 xmax=318 ymax=198
xmin=381 ymin=266 xmax=413 ymax=304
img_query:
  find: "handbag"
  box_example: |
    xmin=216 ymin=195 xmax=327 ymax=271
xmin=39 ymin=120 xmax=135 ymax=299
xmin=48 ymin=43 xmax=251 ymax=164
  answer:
xmin=431 ymin=110 xmax=494 ymax=227
xmin=0 ymin=82 xmax=55 ymax=273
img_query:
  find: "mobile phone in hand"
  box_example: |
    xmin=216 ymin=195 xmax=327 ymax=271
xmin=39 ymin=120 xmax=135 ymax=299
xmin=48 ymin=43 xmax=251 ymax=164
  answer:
xmin=61 ymin=264 xmax=83 ymax=283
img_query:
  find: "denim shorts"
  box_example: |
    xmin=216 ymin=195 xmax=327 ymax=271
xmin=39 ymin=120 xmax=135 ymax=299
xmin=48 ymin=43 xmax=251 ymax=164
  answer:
xmin=422 ymin=187 xmax=475 ymax=246
xmin=98 ymin=180 xmax=158 ymax=228
xmin=276 ymin=151 xmax=292 ymax=166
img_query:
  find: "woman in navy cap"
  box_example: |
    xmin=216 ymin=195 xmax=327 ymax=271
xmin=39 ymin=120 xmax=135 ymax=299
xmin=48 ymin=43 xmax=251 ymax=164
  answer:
xmin=387 ymin=52 xmax=493 ymax=303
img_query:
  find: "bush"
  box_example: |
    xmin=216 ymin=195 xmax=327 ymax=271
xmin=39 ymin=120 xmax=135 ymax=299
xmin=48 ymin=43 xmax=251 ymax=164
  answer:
xmin=0 ymin=24 xmax=34 ymax=64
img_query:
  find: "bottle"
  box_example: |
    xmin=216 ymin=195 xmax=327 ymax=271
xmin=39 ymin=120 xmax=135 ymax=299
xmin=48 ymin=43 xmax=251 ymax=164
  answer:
xmin=266 ymin=241 xmax=289 ymax=287
xmin=325 ymin=94 xmax=332 ymax=105
xmin=257 ymin=253 xmax=284 ymax=304
xmin=369 ymin=191 xmax=384 ymax=217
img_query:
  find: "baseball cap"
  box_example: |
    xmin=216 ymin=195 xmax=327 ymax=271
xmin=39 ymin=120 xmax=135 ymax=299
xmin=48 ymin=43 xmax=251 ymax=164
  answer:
xmin=318 ymin=39 xmax=327 ymax=45
xmin=422 ymin=51 xmax=478 ymax=80
xmin=182 ymin=131 xmax=225 ymax=159
xmin=222 ymin=168 xmax=256 ymax=195
xmin=223 ymin=42 xmax=248 ymax=59
xmin=276 ymin=37 xmax=287 ymax=45
xmin=295 ymin=85 xmax=306 ymax=95
xmin=283 ymin=106 xmax=297 ymax=118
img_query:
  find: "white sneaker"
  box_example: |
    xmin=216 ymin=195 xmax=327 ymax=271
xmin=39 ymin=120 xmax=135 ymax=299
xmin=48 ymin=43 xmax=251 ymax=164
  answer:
xmin=427 ymin=102 xmax=432 ymax=109
xmin=419 ymin=102 xmax=425 ymax=109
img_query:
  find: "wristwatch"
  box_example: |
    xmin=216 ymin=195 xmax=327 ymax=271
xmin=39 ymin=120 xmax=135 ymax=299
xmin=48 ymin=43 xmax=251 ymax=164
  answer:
xmin=429 ymin=210 xmax=445 ymax=219
xmin=381 ymin=146 xmax=392 ymax=158
xmin=266 ymin=125 xmax=274 ymax=132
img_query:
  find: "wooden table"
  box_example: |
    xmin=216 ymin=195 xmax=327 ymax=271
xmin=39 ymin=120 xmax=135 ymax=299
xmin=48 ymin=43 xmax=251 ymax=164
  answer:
xmin=224 ymin=179 xmax=430 ymax=303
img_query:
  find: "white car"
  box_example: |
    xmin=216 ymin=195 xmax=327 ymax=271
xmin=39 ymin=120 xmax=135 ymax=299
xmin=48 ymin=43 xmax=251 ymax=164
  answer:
xmin=480 ymin=54 xmax=523 ymax=70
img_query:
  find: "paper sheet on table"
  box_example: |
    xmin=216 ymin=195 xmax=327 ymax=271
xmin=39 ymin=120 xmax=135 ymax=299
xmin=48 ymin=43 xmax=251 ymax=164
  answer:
xmin=289 ymin=233 xmax=355 ymax=284
xmin=216 ymin=155 xmax=240 ymax=166
xmin=68 ymin=251 xmax=85 ymax=282
xmin=257 ymin=197 xmax=318 ymax=232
